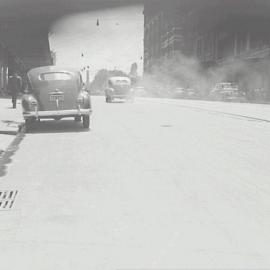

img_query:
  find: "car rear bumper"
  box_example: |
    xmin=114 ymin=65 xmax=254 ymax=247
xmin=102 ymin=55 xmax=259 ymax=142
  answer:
xmin=23 ymin=108 xmax=92 ymax=120
xmin=113 ymin=95 xmax=129 ymax=99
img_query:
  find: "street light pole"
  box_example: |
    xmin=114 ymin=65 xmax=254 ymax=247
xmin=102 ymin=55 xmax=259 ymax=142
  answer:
xmin=81 ymin=53 xmax=90 ymax=89
xmin=86 ymin=66 xmax=90 ymax=90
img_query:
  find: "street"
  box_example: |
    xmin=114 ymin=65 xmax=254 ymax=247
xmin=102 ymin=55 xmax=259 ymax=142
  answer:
xmin=1 ymin=96 xmax=270 ymax=269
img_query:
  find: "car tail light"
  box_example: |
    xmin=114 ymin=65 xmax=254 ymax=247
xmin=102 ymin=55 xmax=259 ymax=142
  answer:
xmin=30 ymin=100 xmax=37 ymax=105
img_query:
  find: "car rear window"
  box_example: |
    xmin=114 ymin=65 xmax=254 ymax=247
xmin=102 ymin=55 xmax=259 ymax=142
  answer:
xmin=40 ymin=72 xmax=72 ymax=81
xmin=115 ymin=80 xmax=130 ymax=85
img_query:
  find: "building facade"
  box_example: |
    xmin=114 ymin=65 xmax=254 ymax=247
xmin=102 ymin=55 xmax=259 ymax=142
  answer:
xmin=0 ymin=21 xmax=52 ymax=95
xmin=0 ymin=44 xmax=9 ymax=95
xmin=0 ymin=42 xmax=26 ymax=96
xmin=144 ymin=0 xmax=270 ymax=97
xmin=143 ymin=1 xmax=187 ymax=72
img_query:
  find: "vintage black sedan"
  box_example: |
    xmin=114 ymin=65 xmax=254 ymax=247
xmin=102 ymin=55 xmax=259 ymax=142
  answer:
xmin=105 ymin=76 xmax=134 ymax=102
xmin=22 ymin=66 xmax=92 ymax=130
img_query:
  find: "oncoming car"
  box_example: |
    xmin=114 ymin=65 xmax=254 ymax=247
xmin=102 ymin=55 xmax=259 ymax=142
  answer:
xmin=105 ymin=76 xmax=134 ymax=102
xmin=21 ymin=66 xmax=92 ymax=130
xmin=172 ymin=87 xmax=201 ymax=99
xmin=209 ymin=82 xmax=246 ymax=102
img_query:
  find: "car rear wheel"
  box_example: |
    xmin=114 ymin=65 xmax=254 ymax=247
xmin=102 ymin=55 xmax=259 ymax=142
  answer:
xmin=106 ymin=96 xmax=111 ymax=103
xmin=82 ymin=115 xmax=90 ymax=129
xmin=25 ymin=119 xmax=32 ymax=132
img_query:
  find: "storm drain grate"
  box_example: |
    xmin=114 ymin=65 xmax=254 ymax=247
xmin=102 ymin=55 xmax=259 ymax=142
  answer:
xmin=0 ymin=190 xmax=18 ymax=210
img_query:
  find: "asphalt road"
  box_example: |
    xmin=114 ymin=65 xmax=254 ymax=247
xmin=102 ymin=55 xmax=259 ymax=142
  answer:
xmin=1 ymin=96 xmax=270 ymax=269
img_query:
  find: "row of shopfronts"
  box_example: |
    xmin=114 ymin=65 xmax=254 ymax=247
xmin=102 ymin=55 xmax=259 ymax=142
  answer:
xmin=0 ymin=43 xmax=27 ymax=96
xmin=0 ymin=46 xmax=55 ymax=97
xmin=0 ymin=21 xmax=54 ymax=96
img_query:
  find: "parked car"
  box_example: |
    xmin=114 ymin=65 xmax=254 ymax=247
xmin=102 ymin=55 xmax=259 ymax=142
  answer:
xmin=105 ymin=76 xmax=134 ymax=102
xmin=209 ymin=82 xmax=246 ymax=102
xmin=134 ymin=86 xmax=147 ymax=97
xmin=172 ymin=87 xmax=200 ymax=99
xmin=21 ymin=66 xmax=92 ymax=130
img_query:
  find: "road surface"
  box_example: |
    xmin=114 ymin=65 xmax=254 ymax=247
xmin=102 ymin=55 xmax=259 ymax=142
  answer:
xmin=1 ymin=96 xmax=270 ymax=269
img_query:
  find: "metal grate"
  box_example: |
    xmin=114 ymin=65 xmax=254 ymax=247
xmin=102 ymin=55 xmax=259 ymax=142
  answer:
xmin=0 ymin=190 xmax=18 ymax=210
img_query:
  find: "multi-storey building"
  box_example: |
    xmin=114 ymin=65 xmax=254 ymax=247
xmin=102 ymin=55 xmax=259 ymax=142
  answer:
xmin=144 ymin=1 xmax=187 ymax=72
xmin=144 ymin=0 xmax=270 ymax=95
xmin=184 ymin=1 xmax=270 ymax=65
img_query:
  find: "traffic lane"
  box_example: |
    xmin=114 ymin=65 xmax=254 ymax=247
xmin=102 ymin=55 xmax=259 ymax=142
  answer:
xmin=139 ymin=96 xmax=270 ymax=122
xmin=1 ymin=96 xmax=270 ymax=268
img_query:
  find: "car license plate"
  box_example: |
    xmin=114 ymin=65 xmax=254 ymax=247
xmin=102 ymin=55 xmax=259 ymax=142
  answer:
xmin=50 ymin=94 xmax=64 ymax=101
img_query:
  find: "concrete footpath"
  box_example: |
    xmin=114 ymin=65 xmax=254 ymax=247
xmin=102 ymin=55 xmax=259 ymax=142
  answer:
xmin=0 ymin=98 xmax=23 ymax=155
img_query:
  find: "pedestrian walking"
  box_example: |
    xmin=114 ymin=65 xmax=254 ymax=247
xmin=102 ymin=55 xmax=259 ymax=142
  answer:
xmin=8 ymin=72 xmax=22 ymax=108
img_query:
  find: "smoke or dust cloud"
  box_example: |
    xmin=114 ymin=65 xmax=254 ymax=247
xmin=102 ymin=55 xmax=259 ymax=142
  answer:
xmin=142 ymin=52 xmax=270 ymax=102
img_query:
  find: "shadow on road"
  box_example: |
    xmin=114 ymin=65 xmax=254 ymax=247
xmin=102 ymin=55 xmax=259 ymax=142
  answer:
xmin=0 ymin=132 xmax=25 ymax=178
xmin=5 ymin=106 xmax=18 ymax=110
xmin=1 ymin=120 xmax=21 ymax=126
xmin=0 ymin=120 xmax=22 ymax=136
xmin=25 ymin=119 xmax=90 ymax=134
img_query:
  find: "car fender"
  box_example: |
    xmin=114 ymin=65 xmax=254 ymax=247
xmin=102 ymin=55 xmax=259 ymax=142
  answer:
xmin=105 ymin=88 xmax=114 ymax=95
xmin=21 ymin=94 xmax=39 ymax=112
xmin=77 ymin=90 xmax=91 ymax=109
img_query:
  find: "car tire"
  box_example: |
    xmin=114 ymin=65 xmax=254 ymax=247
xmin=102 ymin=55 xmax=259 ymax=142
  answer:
xmin=82 ymin=115 xmax=90 ymax=129
xmin=25 ymin=119 xmax=32 ymax=132
xmin=106 ymin=96 xmax=112 ymax=103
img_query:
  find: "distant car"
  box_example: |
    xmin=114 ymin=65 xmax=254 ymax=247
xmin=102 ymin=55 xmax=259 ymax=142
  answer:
xmin=185 ymin=88 xmax=201 ymax=99
xmin=172 ymin=87 xmax=200 ymax=99
xmin=21 ymin=66 xmax=92 ymax=130
xmin=172 ymin=87 xmax=186 ymax=99
xmin=209 ymin=82 xmax=246 ymax=102
xmin=134 ymin=86 xmax=147 ymax=97
xmin=105 ymin=76 xmax=134 ymax=102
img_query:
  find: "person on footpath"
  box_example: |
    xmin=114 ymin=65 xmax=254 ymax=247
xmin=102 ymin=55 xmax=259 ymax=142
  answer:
xmin=8 ymin=72 xmax=22 ymax=109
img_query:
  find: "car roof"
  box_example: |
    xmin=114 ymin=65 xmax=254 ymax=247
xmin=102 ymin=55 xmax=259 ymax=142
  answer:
xmin=216 ymin=82 xmax=237 ymax=86
xmin=108 ymin=76 xmax=131 ymax=83
xmin=27 ymin=66 xmax=81 ymax=77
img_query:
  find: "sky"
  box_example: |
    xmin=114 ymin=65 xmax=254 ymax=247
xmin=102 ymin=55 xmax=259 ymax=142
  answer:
xmin=49 ymin=4 xmax=144 ymax=80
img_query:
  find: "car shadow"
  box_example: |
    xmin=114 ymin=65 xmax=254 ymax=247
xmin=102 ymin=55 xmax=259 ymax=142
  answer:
xmin=0 ymin=120 xmax=23 ymax=135
xmin=108 ymin=100 xmax=126 ymax=104
xmin=1 ymin=120 xmax=22 ymax=125
xmin=26 ymin=119 xmax=90 ymax=134
xmin=0 ymin=132 xmax=25 ymax=178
